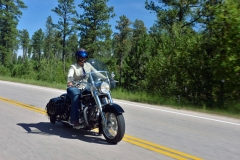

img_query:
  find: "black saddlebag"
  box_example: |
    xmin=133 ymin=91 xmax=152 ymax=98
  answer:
xmin=46 ymin=96 xmax=68 ymax=117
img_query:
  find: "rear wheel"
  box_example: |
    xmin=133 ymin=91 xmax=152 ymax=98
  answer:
xmin=50 ymin=117 xmax=56 ymax=124
xmin=101 ymin=112 xmax=125 ymax=144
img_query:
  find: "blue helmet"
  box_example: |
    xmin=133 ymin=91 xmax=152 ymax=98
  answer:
xmin=75 ymin=50 xmax=88 ymax=61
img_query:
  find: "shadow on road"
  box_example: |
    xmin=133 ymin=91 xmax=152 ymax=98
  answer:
xmin=17 ymin=122 xmax=112 ymax=145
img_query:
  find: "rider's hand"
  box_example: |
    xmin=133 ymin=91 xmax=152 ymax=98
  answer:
xmin=67 ymin=82 xmax=73 ymax=87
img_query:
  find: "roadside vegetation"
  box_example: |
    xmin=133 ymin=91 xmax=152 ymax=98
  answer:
xmin=0 ymin=0 xmax=240 ymax=119
xmin=1 ymin=76 xmax=239 ymax=119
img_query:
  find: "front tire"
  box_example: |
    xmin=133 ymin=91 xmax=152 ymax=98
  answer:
xmin=101 ymin=112 xmax=125 ymax=144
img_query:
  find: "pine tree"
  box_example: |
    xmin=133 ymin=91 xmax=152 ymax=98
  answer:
xmin=19 ymin=29 xmax=30 ymax=62
xmin=66 ymin=32 xmax=78 ymax=62
xmin=0 ymin=0 xmax=27 ymax=66
xmin=31 ymin=29 xmax=44 ymax=65
xmin=44 ymin=16 xmax=57 ymax=61
xmin=113 ymin=15 xmax=132 ymax=86
xmin=125 ymin=19 xmax=150 ymax=91
xmin=145 ymin=0 xmax=200 ymax=30
xmin=75 ymin=0 xmax=115 ymax=57
xmin=52 ymin=0 xmax=77 ymax=72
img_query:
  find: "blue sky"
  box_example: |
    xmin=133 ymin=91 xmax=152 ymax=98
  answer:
xmin=17 ymin=0 xmax=157 ymax=38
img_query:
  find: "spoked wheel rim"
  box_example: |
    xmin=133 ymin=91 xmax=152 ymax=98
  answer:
xmin=102 ymin=112 xmax=118 ymax=139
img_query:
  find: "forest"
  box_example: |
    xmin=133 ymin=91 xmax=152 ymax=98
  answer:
xmin=0 ymin=0 xmax=240 ymax=112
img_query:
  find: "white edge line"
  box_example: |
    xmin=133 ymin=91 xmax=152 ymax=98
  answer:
xmin=114 ymin=100 xmax=240 ymax=126
xmin=1 ymin=80 xmax=240 ymax=126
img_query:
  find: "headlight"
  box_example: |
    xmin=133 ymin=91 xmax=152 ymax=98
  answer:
xmin=99 ymin=82 xmax=110 ymax=94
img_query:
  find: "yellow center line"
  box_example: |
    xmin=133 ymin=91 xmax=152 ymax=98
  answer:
xmin=123 ymin=135 xmax=202 ymax=160
xmin=0 ymin=96 xmax=203 ymax=160
xmin=123 ymin=137 xmax=188 ymax=160
xmin=0 ymin=96 xmax=46 ymax=114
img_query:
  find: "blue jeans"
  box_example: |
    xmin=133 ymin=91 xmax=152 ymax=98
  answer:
xmin=67 ymin=87 xmax=81 ymax=123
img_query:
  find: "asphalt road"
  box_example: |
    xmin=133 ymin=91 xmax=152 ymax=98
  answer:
xmin=0 ymin=80 xmax=240 ymax=160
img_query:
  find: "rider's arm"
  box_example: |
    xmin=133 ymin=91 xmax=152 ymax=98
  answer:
xmin=67 ymin=65 xmax=75 ymax=86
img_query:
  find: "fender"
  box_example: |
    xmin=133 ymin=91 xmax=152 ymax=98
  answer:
xmin=102 ymin=103 xmax=124 ymax=115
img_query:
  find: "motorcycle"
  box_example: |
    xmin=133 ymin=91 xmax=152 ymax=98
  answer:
xmin=45 ymin=59 xmax=125 ymax=144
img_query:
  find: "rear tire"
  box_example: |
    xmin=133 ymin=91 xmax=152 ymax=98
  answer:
xmin=101 ymin=112 xmax=125 ymax=144
xmin=50 ymin=117 xmax=56 ymax=124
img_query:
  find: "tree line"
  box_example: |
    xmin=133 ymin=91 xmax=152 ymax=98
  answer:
xmin=0 ymin=0 xmax=240 ymax=111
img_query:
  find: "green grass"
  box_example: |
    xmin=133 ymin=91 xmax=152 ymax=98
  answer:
xmin=0 ymin=75 xmax=239 ymax=119
xmin=111 ymin=88 xmax=240 ymax=119
xmin=0 ymin=76 xmax=66 ymax=90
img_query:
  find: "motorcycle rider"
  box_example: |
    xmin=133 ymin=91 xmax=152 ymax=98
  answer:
xmin=66 ymin=48 xmax=106 ymax=129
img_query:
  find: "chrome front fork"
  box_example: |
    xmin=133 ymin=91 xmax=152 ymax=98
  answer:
xmin=92 ymin=90 xmax=107 ymax=127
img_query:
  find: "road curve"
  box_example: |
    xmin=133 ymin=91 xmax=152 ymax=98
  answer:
xmin=0 ymin=80 xmax=240 ymax=160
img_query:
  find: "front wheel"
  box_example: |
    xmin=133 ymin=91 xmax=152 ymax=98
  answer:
xmin=101 ymin=112 xmax=125 ymax=144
